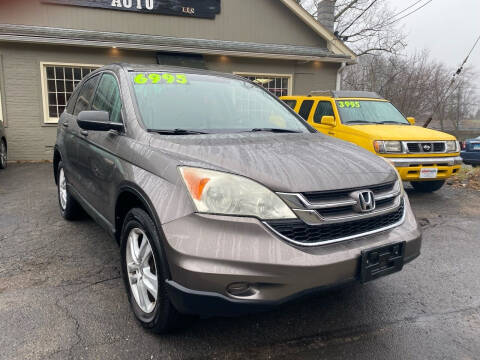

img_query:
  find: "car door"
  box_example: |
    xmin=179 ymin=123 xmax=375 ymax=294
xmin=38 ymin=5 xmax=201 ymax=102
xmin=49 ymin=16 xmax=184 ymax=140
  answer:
xmin=63 ymin=74 xmax=100 ymax=192
xmin=76 ymin=72 xmax=125 ymax=217
xmin=310 ymin=100 xmax=337 ymax=136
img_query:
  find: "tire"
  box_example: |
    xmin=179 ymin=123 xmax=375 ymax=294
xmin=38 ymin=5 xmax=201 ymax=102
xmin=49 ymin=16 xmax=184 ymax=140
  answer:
xmin=411 ymin=180 xmax=445 ymax=192
xmin=0 ymin=140 xmax=6 ymax=169
xmin=57 ymin=161 xmax=82 ymax=220
xmin=120 ymin=208 xmax=188 ymax=334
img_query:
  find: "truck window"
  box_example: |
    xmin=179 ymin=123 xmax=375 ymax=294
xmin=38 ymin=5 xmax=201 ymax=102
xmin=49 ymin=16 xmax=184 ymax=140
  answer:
xmin=283 ymin=99 xmax=297 ymax=109
xmin=298 ymin=100 xmax=314 ymax=120
xmin=313 ymin=101 xmax=335 ymax=124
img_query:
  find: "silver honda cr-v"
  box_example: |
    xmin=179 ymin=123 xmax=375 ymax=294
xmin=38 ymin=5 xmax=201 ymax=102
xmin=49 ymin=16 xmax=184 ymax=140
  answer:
xmin=54 ymin=64 xmax=421 ymax=333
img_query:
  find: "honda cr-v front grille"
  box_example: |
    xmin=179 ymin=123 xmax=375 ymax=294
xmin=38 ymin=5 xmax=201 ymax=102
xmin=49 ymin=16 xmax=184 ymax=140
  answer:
xmin=266 ymin=201 xmax=405 ymax=245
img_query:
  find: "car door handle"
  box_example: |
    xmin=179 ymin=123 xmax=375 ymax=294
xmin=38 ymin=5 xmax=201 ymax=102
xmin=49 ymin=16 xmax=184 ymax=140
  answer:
xmin=62 ymin=122 xmax=69 ymax=128
xmin=328 ymin=132 xmax=335 ymax=135
xmin=80 ymin=130 xmax=89 ymax=137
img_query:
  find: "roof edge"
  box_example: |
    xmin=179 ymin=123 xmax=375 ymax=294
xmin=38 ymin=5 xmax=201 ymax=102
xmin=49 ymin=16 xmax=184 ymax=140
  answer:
xmin=0 ymin=23 xmax=351 ymax=63
xmin=279 ymin=0 xmax=357 ymax=63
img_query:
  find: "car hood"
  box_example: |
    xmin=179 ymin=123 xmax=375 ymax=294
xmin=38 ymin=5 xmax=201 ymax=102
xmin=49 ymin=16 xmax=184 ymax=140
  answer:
xmin=349 ymin=124 xmax=457 ymax=141
xmin=148 ymin=132 xmax=396 ymax=193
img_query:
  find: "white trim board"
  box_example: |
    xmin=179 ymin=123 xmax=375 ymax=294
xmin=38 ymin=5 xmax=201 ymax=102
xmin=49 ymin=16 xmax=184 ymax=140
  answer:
xmin=40 ymin=61 xmax=102 ymax=124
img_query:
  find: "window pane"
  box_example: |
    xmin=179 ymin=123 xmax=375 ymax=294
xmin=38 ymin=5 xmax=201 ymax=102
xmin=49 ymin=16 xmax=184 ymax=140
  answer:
xmin=57 ymin=93 xmax=66 ymax=106
xmin=46 ymin=67 xmax=55 ymax=79
xmin=92 ymin=73 xmax=122 ymax=123
xmin=47 ymin=80 xmax=56 ymax=92
xmin=65 ymin=80 xmax=74 ymax=92
xmin=55 ymin=67 xmax=64 ymax=79
xmin=49 ymin=106 xmax=58 ymax=118
xmin=65 ymin=68 xmax=73 ymax=80
xmin=74 ymin=68 xmax=82 ymax=80
xmin=56 ymin=80 xmax=65 ymax=92
xmin=48 ymin=93 xmax=57 ymax=106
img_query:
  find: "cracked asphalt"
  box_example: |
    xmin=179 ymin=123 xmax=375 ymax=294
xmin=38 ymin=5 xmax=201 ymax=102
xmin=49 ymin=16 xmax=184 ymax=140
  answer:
xmin=1 ymin=163 xmax=479 ymax=360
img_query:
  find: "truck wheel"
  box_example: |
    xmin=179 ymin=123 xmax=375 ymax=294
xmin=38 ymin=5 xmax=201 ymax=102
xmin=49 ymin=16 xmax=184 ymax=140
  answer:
xmin=57 ymin=161 xmax=82 ymax=220
xmin=0 ymin=140 xmax=6 ymax=169
xmin=411 ymin=180 xmax=445 ymax=192
xmin=120 ymin=208 xmax=189 ymax=334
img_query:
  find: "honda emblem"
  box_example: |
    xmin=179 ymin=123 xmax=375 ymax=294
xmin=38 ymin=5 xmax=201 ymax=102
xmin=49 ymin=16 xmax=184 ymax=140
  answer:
xmin=351 ymin=190 xmax=376 ymax=213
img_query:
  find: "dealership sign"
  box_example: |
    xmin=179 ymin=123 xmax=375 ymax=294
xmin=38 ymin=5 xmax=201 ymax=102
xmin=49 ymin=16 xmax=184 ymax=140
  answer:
xmin=41 ymin=0 xmax=221 ymax=19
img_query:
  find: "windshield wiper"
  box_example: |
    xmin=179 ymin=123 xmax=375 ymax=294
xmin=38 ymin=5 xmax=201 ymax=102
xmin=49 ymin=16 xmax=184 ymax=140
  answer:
xmin=344 ymin=120 xmax=376 ymax=125
xmin=148 ymin=129 xmax=209 ymax=135
xmin=249 ymin=128 xmax=302 ymax=133
xmin=377 ymin=121 xmax=408 ymax=125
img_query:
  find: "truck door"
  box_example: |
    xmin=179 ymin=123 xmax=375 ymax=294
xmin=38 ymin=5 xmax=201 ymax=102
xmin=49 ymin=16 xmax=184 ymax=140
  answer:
xmin=310 ymin=100 xmax=337 ymax=136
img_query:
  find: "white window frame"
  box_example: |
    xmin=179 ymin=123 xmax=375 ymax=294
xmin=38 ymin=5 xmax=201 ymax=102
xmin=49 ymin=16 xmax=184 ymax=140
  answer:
xmin=233 ymin=72 xmax=293 ymax=96
xmin=40 ymin=62 xmax=103 ymax=124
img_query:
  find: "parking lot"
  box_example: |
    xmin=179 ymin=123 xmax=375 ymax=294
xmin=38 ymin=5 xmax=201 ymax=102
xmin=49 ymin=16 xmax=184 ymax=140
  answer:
xmin=0 ymin=163 xmax=479 ymax=360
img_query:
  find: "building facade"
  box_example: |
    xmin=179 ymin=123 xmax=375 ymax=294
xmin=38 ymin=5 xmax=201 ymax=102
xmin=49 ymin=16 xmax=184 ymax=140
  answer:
xmin=0 ymin=0 xmax=355 ymax=161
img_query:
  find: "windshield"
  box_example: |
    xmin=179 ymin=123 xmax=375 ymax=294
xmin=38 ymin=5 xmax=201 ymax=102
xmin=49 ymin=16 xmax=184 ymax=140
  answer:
xmin=131 ymin=72 xmax=309 ymax=133
xmin=336 ymin=100 xmax=409 ymax=125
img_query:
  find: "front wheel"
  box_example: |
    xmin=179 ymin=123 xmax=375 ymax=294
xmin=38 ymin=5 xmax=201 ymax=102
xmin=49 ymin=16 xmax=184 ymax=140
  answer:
xmin=411 ymin=180 xmax=445 ymax=192
xmin=120 ymin=208 xmax=188 ymax=333
xmin=57 ymin=161 xmax=82 ymax=220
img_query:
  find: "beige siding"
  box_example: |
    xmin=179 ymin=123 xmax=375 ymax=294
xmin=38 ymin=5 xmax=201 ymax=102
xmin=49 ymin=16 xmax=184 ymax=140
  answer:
xmin=0 ymin=0 xmax=326 ymax=48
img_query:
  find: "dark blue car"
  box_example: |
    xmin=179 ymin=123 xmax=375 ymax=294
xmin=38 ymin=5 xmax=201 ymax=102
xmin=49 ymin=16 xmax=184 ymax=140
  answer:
xmin=461 ymin=136 xmax=480 ymax=166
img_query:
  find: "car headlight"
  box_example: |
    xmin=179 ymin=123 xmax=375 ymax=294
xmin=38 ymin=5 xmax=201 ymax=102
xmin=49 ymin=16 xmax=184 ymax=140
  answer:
xmin=179 ymin=167 xmax=297 ymax=220
xmin=373 ymin=141 xmax=403 ymax=153
xmin=446 ymin=140 xmax=459 ymax=152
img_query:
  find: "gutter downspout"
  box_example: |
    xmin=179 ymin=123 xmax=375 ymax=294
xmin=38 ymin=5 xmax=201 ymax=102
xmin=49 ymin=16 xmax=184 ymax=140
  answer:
xmin=336 ymin=62 xmax=347 ymax=90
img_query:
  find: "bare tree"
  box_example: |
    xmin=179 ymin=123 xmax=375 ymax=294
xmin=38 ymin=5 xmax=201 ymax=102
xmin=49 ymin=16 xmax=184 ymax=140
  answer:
xmin=297 ymin=0 xmax=406 ymax=56
xmin=343 ymin=51 xmax=479 ymax=129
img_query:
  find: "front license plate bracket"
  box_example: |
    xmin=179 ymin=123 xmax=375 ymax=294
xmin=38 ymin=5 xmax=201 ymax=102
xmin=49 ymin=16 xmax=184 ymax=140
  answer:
xmin=360 ymin=242 xmax=406 ymax=283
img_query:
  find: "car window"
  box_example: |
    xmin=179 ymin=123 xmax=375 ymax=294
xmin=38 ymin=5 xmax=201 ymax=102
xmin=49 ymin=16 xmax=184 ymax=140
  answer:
xmin=131 ymin=72 xmax=310 ymax=133
xmin=92 ymin=73 xmax=123 ymax=123
xmin=74 ymin=75 xmax=100 ymax=116
xmin=66 ymin=88 xmax=80 ymax=115
xmin=283 ymin=99 xmax=297 ymax=109
xmin=298 ymin=100 xmax=314 ymax=120
xmin=313 ymin=101 xmax=335 ymax=124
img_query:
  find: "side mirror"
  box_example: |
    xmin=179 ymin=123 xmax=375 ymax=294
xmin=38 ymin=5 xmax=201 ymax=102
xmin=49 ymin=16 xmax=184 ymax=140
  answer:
xmin=77 ymin=111 xmax=124 ymax=132
xmin=406 ymin=117 xmax=416 ymax=125
xmin=321 ymin=115 xmax=336 ymax=127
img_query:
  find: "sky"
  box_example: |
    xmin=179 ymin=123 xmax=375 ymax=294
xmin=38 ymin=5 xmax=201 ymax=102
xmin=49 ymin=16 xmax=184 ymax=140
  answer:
xmin=386 ymin=0 xmax=480 ymax=70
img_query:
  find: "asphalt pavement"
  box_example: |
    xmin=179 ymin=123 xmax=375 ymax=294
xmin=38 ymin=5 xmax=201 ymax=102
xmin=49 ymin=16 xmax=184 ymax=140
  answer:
xmin=0 ymin=163 xmax=479 ymax=360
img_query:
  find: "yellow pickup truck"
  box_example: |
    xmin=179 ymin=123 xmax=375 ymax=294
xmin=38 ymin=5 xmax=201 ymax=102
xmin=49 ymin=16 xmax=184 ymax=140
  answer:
xmin=281 ymin=91 xmax=462 ymax=192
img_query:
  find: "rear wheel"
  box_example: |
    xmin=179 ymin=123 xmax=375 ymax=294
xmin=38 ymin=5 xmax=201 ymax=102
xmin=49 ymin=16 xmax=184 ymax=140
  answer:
xmin=0 ymin=140 xmax=6 ymax=169
xmin=411 ymin=180 xmax=445 ymax=192
xmin=120 ymin=208 xmax=188 ymax=333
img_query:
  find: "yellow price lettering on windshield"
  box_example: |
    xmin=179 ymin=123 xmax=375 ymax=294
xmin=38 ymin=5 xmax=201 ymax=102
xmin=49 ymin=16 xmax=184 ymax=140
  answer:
xmin=338 ymin=101 xmax=360 ymax=108
xmin=134 ymin=73 xmax=189 ymax=85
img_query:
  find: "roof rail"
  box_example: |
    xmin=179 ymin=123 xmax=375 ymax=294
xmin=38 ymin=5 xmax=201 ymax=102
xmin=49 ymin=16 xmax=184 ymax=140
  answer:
xmin=309 ymin=90 xmax=384 ymax=99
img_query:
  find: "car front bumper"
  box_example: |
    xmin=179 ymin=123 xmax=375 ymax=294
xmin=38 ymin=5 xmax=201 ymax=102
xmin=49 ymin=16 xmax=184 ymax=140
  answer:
xmin=387 ymin=156 xmax=463 ymax=181
xmin=161 ymin=196 xmax=422 ymax=316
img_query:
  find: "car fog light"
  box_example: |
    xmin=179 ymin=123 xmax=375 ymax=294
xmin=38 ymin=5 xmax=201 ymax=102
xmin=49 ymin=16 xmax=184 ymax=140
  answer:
xmin=227 ymin=282 xmax=254 ymax=297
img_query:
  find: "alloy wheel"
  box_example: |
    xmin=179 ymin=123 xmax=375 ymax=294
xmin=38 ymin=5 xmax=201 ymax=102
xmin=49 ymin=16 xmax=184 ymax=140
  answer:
xmin=126 ymin=228 xmax=158 ymax=314
xmin=59 ymin=168 xmax=67 ymax=210
xmin=0 ymin=142 xmax=6 ymax=168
